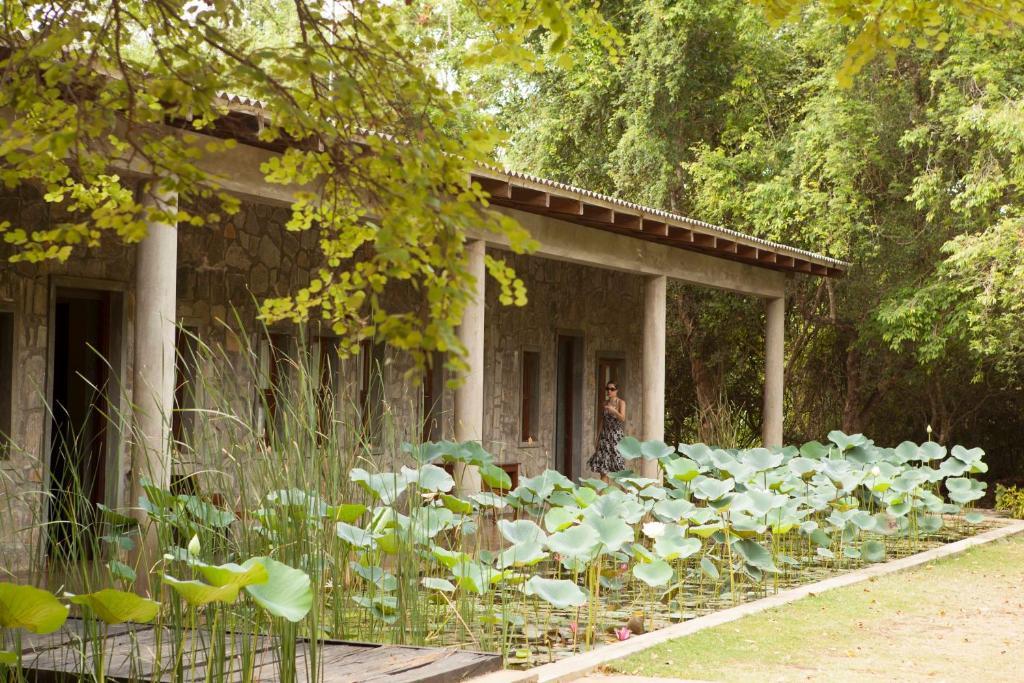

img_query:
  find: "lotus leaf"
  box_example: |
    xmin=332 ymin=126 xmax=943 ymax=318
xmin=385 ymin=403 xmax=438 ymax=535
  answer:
xmin=743 ymin=448 xmax=783 ymax=471
xmin=965 ymin=511 xmax=985 ymax=524
xmin=544 ymin=506 xmax=580 ymax=533
xmin=519 ymin=470 xmax=573 ymax=499
xmin=453 ymin=561 xmax=499 ymax=594
xmin=693 ymin=477 xmax=735 ymax=501
xmin=816 ymin=547 xmax=835 ymax=559
xmin=469 ymin=492 xmax=507 ymax=509
xmin=402 ymin=464 xmax=455 ymax=493
xmin=183 ymin=497 xmax=237 ymax=528
xmin=799 ymin=440 xmax=831 ymax=459
xmin=788 ymin=457 xmax=819 ymax=479
xmin=653 ymin=528 xmax=700 ymax=561
xmin=431 ymin=547 xmax=470 ymax=569
xmin=663 ymin=457 xmax=701 ymax=482
xmin=686 ymin=508 xmax=718 ymax=525
xmin=498 ymin=519 xmax=546 ymax=545
xmin=584 ymin=516 xmax=634 ymax=553
xmin=946 ymin=477 xmax=986 ymax=504
xmin=438 ymin=494 xmax=472 ymax=515
xmin=828 ymin=431 xmax=868 ymax=452
xmin=546 ymin=525 xmax=601 ymax=560
xmin=67 ymin=589 xmax=159 ymax=625
xmin=350 ymin=469 xmax=409 ymax=505
xmin=733 ymin=539 xmax=776 ymax=571
xmin=480 ymin=463 xmax=513 ymax=490
xmin=652 ymin=498 xmax=694 ymax=522
xmin=573 ymin=486 xmax=598 ymax=506
xmin=843 ymin=546 xmax=862 ymax=559
xmin=244 ymin=557 xmax=312 ymax=622
xmin=193 ymin=559 xmax=269 ymax=590
xmin=689 ymin=522 xmax=724 ymax=538
xmin=524 ymin=577 xmax=587 ymax=608
xmin=919 ymin=515 xmax=943 ymax=533
xmin=0 ymin=583 xmax=68 ymax=634
xmin=336 ymin=522 xmax=376 ymax=548
xmin=163 ymin=576 xmax=242 ymax=606
xmin=700 ymin=557 xmax=720 ymax=580
xmin=0 ymin=651 xmax=17 ymax=665
xmin=919 ymin=441 xmax=947 ymax=461
xmin=938 ymin=457 xmax=969 ymax=477
xmin=350 ymin=563 xmax=396 ymax=590
xmin=497 ymin=541 xmax=548 ymax=569
xmin=809 ymin=528 xmax=831 ymax=548
xmin=632 ymin=560 xmax=673 ymax=587
xmin=327 ymin=503 xmax=367 ymax=523
xmin=861 ymin=540 xmax=886 ymax=563
xmin=421 ymin=577 xmax=456 ymax=592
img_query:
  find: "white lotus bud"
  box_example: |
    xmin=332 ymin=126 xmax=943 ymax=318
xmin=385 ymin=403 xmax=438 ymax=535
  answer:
xmin=870 ymin=466 xmax=881 ymax=477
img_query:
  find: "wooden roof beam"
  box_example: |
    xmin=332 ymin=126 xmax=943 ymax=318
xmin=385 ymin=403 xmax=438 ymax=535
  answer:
xmin=471 ymin=174 xmax=511 ymax=200
xmin=776 ymin=255 xmax=795 ymax=268
xmin=548 ymin=195 xmax=583 ymax=215
xmin=715 ymin=238 xmax=738 ymax=254
xmin=668 ymin=226 xmax=694 ymax=243
xmin=612 ymin=211 xmax=642 ymax=231
xmin=581 ymin=203 xmax=614 ymax=223
xmin=736 ymin=244 xmax=758 ymax=259
xmin=794 ymin=259 xmax=813 ymax=273
xmin=641 ymin=218 xmax=669 ymax=236
xmin=757 ymin=250 xmax=778 ymax=265
xmin=509 ymin=185 xmax=549 ymax=207
xmin=692 ymin=232 xmax=716 ymax=248
xmin=811 ymin=263 xmax=829 ymax=276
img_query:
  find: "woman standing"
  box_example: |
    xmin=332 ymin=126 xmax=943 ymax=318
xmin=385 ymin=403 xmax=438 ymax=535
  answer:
xmin=587 ymin=382 xmax=626 ymax=481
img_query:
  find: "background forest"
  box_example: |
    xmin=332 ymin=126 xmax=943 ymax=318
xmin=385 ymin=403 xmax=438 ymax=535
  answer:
xmin=425 ymin=0 xmax=1024 ymax=484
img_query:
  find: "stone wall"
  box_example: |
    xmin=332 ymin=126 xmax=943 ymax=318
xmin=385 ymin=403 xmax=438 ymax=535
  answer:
xmin=0 ymin=188 xmax=649 ymax=567
xmin=483 ymin=251 xmax=645 ymax=479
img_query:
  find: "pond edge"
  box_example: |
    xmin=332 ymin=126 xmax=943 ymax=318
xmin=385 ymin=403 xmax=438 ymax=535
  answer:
xmin=468 ymin=515 xmax=1024 ymax=683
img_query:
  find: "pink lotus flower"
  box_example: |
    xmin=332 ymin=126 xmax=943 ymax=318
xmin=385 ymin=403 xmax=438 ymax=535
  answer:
xmin=614 ymin=627 xmax=631 ymax=641
xmin=568 ymin=621 xmax=578 ymax=635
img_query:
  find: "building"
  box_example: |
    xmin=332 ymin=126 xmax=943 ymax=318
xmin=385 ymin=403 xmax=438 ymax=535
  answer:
xmin=0 ymin=99 xmax=846 ymax=564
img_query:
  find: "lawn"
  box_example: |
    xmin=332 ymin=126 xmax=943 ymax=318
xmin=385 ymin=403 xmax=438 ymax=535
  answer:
xmin=607 ymin=533 xmax=1024 ymax=682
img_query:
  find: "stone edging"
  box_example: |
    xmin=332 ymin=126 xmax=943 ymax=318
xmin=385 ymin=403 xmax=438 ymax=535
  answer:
xmin=469 ymin=518 xmax=1024 ymax=683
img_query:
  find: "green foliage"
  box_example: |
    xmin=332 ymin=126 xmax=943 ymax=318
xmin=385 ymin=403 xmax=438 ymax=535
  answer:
xmin=995 ymin=484 xmax=1024 ymax=520
xmin=0 ymin=0 xmax=615 ymax=375
xmin=0 ymin=583 xmax=68 ymax=634
xmin=750 ymin=0 xmax=1024 ymax=86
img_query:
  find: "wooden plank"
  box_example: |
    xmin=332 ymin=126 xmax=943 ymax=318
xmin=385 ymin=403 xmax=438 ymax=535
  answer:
xmin=509 ymin=186 xmax=549 ymax=207
xmin=580 ymin=203 xmax=613 ymax=223
xmin=640 ymin=218 xmax=668 ymax=236
xmin=611 ymin=211 xmax=641 ymax=231
xmin=546 ymin=195 xmax=582 ymax=215
xmin=471 ymin=175 xmax=511 ymax=200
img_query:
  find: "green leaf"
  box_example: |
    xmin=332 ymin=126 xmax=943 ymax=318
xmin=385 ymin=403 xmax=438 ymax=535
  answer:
xmin=163 ymin=576 xmax=242 ymax=607
xmin=965 ymin=511 xmax=985 ymax=524
xmin=861 ymin=540 xmax=885 ymax=563
xmin=406 ymin=464 xmax=455 ymax=493
xmin=336 ymin=522 xmax=376 ymax=548
xmin=244 ymin=557 xmax=313 ymax=622
xmin=498 ymin=519 xmax=546 ymax=545
xmin=524 ymin=577 xmax=587 ymax=608
xmin=700 ymin=556 xmax=720 ymax=580
xmin=327 ymin=503 xmax=367 ymax=523
xmin=440 ymin=494 xmax=473 ymax=514
xmin=0 ymin=651 xmax=18 ymax=665
xmin=421 ymin=577 xmax=456 ymax=593
xmin=583 ymin=515 xmax=634 ymax=553
xmin=543 ymin=506 xmax=580 ymax=533
xmin=0 ymin=583 xmax=69 ymax=634
xmin=632 ymin=560 xmax=673 ymax=587
xmin=480 ymin=463 xmax=513 ymax=490
xmin=67 ymin=590 xmax=159 ymax=625
xmin=496 ymin=541 xmax=548 ymax=568
xmin=733 ymin=539 xmax=776 ymax=571
xmin=546 ymin=524 xmax=600 ymax=560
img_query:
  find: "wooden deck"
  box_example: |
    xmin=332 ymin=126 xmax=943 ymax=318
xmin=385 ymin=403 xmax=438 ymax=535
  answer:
xmin=17 ymin=620 xmax=502 ymax=682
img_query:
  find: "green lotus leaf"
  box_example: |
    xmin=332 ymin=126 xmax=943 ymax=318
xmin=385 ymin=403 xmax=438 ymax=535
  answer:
xmin=861 ymin=540 xmax=886 ymax=563
xmin=615 ymin=436 xmax=643 ymax=459
xmin=946 ymin=477 xmax=986 ymax=504
xmin=742 ymin=448 xmax=783 ymax=471
xmin=730 ymin=512 xmax=766 ymax=538
xmin=402 ymin=440 xmax=451 ymax=464
xmin=919 ymin=515 xmax=943 ymax=533
xmin=519 ymin=470 xmax=573 ymax=499
xmin=0 ymin=651 xmax=17 ymax=665
xmin=498 ymin=519 xmax=547 ymax=545
xmin=828 ymin=431 xmax=868 ymax=452
xmin=631 ymin=543 xmax=656 ymax=563
xmin=327 ymin=503 xmax=367 ymax=523
xmin=663 ymin=457 xmax=701 ymax=482
xmin=679 ymin=443 xmax=715 ymax=466
xmin=335 ymin=521 xmax=377 ymax=548
xmin=652 ymin=498 xmax=694 ymax=522
xmin=799 ymin=440 xmax=830 ymax=460
xmin=431 ymin=547 xmax=470 ymax=569
xmin=584 ymin=515 xmax=635 ymax=553
xmin=964 ymin=511 xmax=985 ymax=524
xmin=693 ymin=477 xmax=735 ymax=501
xmin=496 ymin=541 xmax=548 ymax=569
xmin=410 ymin=507 xmax=455 ymax=541
xmin=700 ymin=556 xmax=720 ymax=580
xmin=733 ymin=539 xmax=776 ymax=571
xmin=469 ymin=492 xmax=507 ymax=509
xmin=919 ymin=441 xmax=947 ymax=461
xmin=0 ymin=583 xmax=69 ymax=634
xmin=476 ymin=463 xmax=510 ymax=491
xmin=421 ymin=577 xmax=456 ymax=593
xmin=951 ymin=445 xmax=985 ymax=464
xmin=809 ymin=528 xmax=832 ymax=548
xmin=893 ymin=441 xmax=918 ymax=463
xmin=788 ymin=457 xmax=819 ymax=479
xmin=452 ymin=561 xmax=498 ymax=594
xmin=108 ymin=560 xmax=136 ymax=584
xmin=183 ymin=497 xmax=236 ymax=528
xmin=816 ymin=547 xmax=835 ymax=559
xmin=632 ymin=560 xmax=673 ymax=587
xmin=244 ymin=557 xmax=312 ymax=622
xmin=546 ymin=525 xmax=600 ymax=560
xmin=938 ymin=458 xmax=969 ymax=477
xmin=67 ymin=589 xmax=159 ymax=625
xmin=573 ymin=486 xmax=598 ymax=507
xmin=350 ymin=469 xmax=410 ymax=505
xmin=640 ymin=440 xmax=676 ymax=461
xmin=686 ymin=508 xmax=719 ymax=525
xmin=163 ymin=576 xmax=242 ymax=607
xmin=192 ymin=559 xmax=269 ymax=591
xmin=654 ymin=530 xmax=701 ymax=561
xmin=689 ymin=522 xmax=724 ymax=538
xmin=524 ymin=577 xmax=587 ymax=608
xmin=887 ymin=499 xmax=912 ymax=517
xmin=544 ymin=507 xmax=580 ymax=533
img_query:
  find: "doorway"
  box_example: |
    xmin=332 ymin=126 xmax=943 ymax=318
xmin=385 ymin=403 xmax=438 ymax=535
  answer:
xmin=47 ymin=287 xmax=122 ymax=560
xmin=554 ymin=334 xmax=583 ymax=479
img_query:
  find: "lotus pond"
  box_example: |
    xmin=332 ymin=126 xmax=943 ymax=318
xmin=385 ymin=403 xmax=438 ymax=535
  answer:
xmin=0 ymin=431 xmax=993 ymax=679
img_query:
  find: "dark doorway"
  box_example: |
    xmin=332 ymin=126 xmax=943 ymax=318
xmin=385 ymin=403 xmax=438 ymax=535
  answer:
xmin=555 ymin=335 xmax=583 ymax=479
xmin=48 ymin=288 xmax=120 ymax=560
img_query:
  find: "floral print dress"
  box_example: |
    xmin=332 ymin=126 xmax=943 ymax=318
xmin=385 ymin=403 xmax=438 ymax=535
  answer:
xmin=587 ymin=401 xmax=626 ymax=475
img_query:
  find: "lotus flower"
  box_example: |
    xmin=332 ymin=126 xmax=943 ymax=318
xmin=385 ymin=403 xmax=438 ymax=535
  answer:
xmin=569 ymin=621 xmax=578 ymax=637
xmin=614 ymin=627 xmax=631 ymax=641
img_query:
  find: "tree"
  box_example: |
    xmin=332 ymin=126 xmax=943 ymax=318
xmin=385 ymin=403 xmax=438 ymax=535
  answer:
xmin=0 ymin=0 xmax=612 ymax=374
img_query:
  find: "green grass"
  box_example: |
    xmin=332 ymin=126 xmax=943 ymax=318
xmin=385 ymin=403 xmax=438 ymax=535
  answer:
xmin=609 ymin=533 xmax=1024 ymax=682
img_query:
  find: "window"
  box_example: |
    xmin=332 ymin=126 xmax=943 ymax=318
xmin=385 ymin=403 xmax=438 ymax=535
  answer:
xmin=172 ymin=326 xmax=200 ymax=451
xmin=422 ymin=352 xmax=445 ymax=443
xmin=520 ymin=350 xmax=541 ymax=444
xmin=359 ymin=340 xmax=386 ymax=444
xmin=0 ymin=311 xmax=13 ymax=459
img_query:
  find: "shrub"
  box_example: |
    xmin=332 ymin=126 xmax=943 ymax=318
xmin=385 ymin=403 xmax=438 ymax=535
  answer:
xmin=995 ymin=484 xmax=1024 ymax=519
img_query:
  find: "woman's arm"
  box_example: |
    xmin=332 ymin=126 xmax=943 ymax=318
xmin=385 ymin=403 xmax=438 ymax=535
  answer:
xmin=613 ymin=399 xmax=626 ymax=421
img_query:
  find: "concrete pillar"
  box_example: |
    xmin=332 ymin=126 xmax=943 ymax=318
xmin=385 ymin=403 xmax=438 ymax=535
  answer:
xmin=129 ymin=178 xmax=178 ymax=590
xmin=453 ymin=239 xmax=485 ymax=494
xmin=762 ymin=295 xmax=785 ymax=447
xmin=641 ymin=275 xmax=667 ymax=478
